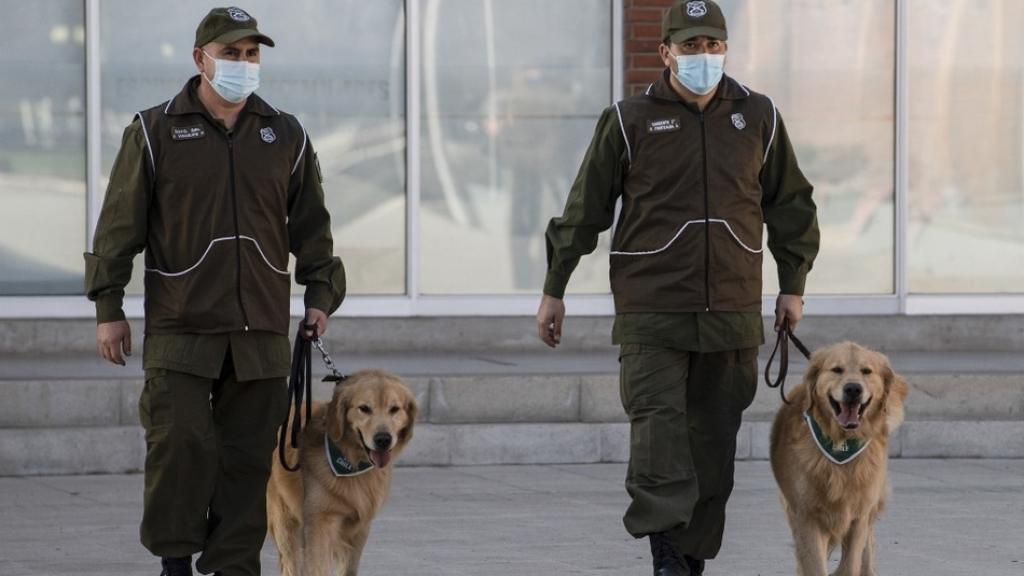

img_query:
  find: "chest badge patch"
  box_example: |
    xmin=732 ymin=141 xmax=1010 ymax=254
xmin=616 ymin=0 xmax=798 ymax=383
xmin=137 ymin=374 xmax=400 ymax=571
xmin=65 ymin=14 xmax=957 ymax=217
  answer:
xmin=687 ymin=1 xmax=708 ymax=18
xmin=648 ymin=117 xmax=681 ymax=134
xmin=171 ymin=125 xmax=205 ymax=141
xmin=731 ymin=113 xmax=747 ymax=130
xmin=260 ymin=127 xmax=277 ymax=143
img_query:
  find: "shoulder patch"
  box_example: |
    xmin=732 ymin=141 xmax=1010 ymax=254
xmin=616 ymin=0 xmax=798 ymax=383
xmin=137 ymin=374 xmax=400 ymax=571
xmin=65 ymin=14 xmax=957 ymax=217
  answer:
xmin=171 ymin=125 xmax=205 ymax=141
xmin=647 ymin=118 xmax=681 ymax=134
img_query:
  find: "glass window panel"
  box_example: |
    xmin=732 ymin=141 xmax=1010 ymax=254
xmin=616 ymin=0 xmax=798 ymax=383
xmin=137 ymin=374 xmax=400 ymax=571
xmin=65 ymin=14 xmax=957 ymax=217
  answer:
xmin=100 ymin=0 xmax=405 ymax=295
xmin=908 ymin=0 xmax=1024 ymax=293
xmin=720 ymin=0 xmax=896 ymax=295
xmin=418 ymin=0 xmax=613 ymax=295
xmin=0 ymin=1 xmax=86 ymax=295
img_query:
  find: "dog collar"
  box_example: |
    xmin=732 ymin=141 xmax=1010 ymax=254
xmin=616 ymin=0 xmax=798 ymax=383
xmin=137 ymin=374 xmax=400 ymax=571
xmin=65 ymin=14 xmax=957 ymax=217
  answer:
xmin=804 ymin=411 xmax=871 ymax=465
xmin=324 ymin=433 xmax=374 ymax=477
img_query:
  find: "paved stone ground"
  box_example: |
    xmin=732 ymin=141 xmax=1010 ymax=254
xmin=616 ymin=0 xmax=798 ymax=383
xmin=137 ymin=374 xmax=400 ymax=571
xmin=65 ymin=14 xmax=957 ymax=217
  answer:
xmin=1 ymin=460 xmax=1021 ymax=576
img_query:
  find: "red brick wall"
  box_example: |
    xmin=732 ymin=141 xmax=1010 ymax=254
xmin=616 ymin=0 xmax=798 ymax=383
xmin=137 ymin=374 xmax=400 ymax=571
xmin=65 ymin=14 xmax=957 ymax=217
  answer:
xmin=624 ymin=0 xmax=673 ymax=96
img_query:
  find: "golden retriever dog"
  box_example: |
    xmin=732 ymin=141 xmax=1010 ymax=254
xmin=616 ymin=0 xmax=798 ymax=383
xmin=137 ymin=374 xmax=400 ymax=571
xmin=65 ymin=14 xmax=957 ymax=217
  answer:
xmin=770 ymin=342 xmax=909 ymax=576
xmin=267 ymin=369 xmax=417 ymax=576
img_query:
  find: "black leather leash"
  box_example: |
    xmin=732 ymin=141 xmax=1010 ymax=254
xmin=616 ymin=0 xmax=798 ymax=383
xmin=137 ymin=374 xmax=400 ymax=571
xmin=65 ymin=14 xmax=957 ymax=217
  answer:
xmin=278 ymin=325 xmax=314 ymax=471
xmin=278 ymin=324 xmax=349 ymax=472
xmin=763 ymin=319 xmax=812 ymax=405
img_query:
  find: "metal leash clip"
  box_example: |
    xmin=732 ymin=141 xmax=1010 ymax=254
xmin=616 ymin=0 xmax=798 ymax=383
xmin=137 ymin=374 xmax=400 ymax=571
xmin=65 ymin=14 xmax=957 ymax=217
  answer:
xmin=311 ymin=336 xmax=348 ymax=383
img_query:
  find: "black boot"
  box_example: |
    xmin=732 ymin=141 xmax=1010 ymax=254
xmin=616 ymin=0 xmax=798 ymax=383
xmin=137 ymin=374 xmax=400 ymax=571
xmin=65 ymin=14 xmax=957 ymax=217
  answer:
xmin=649 ymin=532 xmax=690 ymax=576
xmin=159 ymin=557 xmax=192 ymax=576
xmin=684 ymin=555 xmax=705 ymax=575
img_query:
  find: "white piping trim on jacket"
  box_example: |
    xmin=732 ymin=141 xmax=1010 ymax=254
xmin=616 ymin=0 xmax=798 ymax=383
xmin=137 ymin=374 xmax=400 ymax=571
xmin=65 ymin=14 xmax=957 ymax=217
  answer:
xmin=610 ymin=218 xmax=763 ymax=256
xmin=135 ymin=112 xmax=156 ymax=176
xmin=645 ymin=83 xmax=653 ymax=95
xmin=145 ymin=235 xmax=290 ymax=277
xmin=739 ymin=83 xmax=751 ymax=96
xmin=613 ymin=102 xmax=632 ymax=165
xmin=765 ymin=96 xmax=778 ymax=161
xmin=291 ymin=119 xmax=308 ymax=175
xmin=163 ymin=97 xmax=175 ymax=115
xmin=265 ymin=100 xmax=281 ymax=115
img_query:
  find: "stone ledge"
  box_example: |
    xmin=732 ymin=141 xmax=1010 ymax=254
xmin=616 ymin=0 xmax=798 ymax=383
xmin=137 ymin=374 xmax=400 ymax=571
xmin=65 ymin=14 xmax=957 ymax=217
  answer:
xmin=5 ymin=372 xmax=1023 ymax=428
xmin=3 ymin=421 xmax=1023 ymax=477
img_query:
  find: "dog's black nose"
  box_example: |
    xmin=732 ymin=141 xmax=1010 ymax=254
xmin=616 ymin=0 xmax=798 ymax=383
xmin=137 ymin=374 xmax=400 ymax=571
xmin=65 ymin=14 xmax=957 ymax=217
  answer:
xmin=373 ymin=432 xmax=393 ymax=451
xmin=843 ymin=383 xmax=863 ymax=401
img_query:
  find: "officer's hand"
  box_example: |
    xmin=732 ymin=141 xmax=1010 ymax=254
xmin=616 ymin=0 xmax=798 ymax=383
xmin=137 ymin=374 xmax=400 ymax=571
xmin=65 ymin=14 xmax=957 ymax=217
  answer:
xmin=97 ymin=320 xmax=132 ymax=366
xmin=775 ymin=294 xmax=804 ymax=332
xmin=536 ymin=295 xmax=566 ymax=348
xmin=303 ymin=308 xmax=328 ymax=339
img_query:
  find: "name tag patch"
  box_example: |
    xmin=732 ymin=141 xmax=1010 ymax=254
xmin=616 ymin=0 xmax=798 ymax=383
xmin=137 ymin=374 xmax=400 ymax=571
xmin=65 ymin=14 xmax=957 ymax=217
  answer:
xmin=171 ymin=125 xmax=205 ymax=141
xmin=648 ymin=118 xmax=681 ymax=134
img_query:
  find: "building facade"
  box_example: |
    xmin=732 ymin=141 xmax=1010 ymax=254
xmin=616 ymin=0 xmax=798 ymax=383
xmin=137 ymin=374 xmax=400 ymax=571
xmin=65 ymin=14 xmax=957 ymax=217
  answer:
xmin=1 ymin=0 xmax=1022 ymax=319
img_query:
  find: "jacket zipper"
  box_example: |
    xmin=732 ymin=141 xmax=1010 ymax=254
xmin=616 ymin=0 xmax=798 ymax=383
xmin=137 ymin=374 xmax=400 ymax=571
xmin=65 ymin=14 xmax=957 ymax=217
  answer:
xmin=699 ymin=111 xmax=711 ymax=312
xmin=226 ymin=134 xmax=250 ymax=331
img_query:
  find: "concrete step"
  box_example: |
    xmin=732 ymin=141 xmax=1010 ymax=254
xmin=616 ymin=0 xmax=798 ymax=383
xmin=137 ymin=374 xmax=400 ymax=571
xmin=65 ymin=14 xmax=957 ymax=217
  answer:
xmin=3 ymin=349 xmax=1022 ymax=475
xmin=2 ymin=351 xmax=1023 ymax=428
xmin=4 ymin=314 xmax=1024 ymax=355
xmin=4 ymin=419 xmax=1024 ymax=476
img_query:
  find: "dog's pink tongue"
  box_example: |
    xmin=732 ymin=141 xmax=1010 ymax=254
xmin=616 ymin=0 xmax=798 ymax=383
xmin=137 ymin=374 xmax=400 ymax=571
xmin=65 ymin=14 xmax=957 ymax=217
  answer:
xmin=370 ymin=450 xmax=391 ymax=468
xmin=838 ymin=403 xmax=861 ymax=427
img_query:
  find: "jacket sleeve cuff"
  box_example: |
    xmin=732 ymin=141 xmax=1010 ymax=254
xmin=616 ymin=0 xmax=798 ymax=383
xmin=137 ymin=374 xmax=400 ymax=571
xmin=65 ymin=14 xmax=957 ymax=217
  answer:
xmin=778 ymin=267 xmax=808 ymax=296
xmin=303 ymin=283 xmax=336 ymax=315
xmin=95 ymin=295 xmax=126 ymax=324
xmin=543 ymin=272 xmax=569 ymax=300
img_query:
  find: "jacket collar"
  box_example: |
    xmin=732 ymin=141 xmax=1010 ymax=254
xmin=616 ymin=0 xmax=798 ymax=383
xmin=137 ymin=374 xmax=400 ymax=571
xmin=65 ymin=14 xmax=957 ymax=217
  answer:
xmin=163 ymin=75 xmax=281 ymax=118
xmin=644 ymin=68 xmax=751 ymax=105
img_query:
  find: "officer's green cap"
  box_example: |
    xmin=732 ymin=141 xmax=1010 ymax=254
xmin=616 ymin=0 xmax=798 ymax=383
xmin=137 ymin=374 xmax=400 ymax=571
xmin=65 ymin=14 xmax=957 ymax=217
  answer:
xmin=194 ymin=6 xmax=275 ymax=48
xmin=662 ymin=0 xmax=728 ymax=44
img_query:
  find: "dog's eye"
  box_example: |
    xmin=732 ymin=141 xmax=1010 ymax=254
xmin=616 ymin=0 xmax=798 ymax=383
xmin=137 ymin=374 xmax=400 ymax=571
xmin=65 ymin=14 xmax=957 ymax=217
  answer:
xmin=358 ymin=404 xmax=372 ymax=414
xmin=830 ymin=367 xmax=843 ymax=374
xmin=389 ymin=406 xmax=400 ymax=415
xmin=861 ymin=368 xmax=873 ymax=375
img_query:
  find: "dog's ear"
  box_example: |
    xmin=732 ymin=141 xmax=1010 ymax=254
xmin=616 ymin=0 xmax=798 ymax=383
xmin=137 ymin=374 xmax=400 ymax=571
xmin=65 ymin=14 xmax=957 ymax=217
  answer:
xmin=398 ymin=391 xmax=418 ymax=445
xmin=800 ymin=350 xmax=824 ymax=413
xmin=325 ymin=384 xmax=351 ymax=445
xmin=881 ymin=362 xmax=909 ymax=431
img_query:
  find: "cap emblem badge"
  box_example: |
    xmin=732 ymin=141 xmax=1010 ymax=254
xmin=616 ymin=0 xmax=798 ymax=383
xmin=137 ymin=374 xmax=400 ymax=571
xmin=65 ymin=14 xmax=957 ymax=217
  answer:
xmin=686 ymin=1 xmax=708 ymax=18
xmin=226 ymin=7 xmax=252 ymax=22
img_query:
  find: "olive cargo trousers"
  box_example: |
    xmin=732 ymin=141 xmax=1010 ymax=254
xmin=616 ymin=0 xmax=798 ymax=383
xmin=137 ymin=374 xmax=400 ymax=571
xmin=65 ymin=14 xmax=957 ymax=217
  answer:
xmin=618 ymin=344 xmax=758 ymax=559
xmin=138 ymin=350 xmax=287 ymax=576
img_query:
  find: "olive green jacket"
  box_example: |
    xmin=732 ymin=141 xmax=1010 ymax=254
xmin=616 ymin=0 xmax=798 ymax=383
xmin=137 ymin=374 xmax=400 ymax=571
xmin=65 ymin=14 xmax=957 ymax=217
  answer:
xmin=544 ymin=72 xmax=819 ymax=350
xmin=85 ymin=77 xmax=345 ymax=378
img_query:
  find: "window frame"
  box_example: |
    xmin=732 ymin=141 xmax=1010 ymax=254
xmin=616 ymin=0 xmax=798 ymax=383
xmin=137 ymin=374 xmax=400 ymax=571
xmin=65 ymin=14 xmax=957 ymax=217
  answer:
xmin=3 ymin=0 xmax=1022 ymax=318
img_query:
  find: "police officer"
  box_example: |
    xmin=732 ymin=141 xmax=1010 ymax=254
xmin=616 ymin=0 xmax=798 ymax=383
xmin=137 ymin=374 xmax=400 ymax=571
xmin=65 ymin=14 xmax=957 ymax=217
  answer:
xmin=85 ymin=7 xmax=345 ymax=576
xmin=536 ymin=2 xmax=819 ymax=575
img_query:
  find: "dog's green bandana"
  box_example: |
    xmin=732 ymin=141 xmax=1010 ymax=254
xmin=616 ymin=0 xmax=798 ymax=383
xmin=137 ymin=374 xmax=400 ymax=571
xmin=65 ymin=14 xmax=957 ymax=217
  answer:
xmin=804 ymin=411 xmax=871 ymax=465
xmin=324 ymin=433 xmax=374 ymax=477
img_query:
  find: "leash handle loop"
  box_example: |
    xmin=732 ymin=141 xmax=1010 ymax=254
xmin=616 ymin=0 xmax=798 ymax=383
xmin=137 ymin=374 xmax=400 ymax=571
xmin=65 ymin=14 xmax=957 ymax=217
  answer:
xmin=278 ymin=323 xmax=317 ymax=472
xmin=763 ymin=319 xmax=812 ymax=406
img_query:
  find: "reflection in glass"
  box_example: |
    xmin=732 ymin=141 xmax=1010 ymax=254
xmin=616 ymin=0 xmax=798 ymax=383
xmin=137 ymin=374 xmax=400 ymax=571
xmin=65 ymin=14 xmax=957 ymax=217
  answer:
xmin=418 ymin=0 xmax=613 ymax=295
xmin=100 ymin=0 xmax=406 ymax=295
xmin=0 ymin=1 xmax=86 ymax=295
xmin=908 ymin=0 xmax=1024 ymax=293
xmin=719 ymin=0 xmax=896 ymax=295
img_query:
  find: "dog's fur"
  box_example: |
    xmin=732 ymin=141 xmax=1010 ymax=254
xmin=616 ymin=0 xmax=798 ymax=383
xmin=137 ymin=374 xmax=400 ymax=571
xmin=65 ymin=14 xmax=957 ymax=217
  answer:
xmin=267 ymin=369 xmax=417 ymax=576
xmin=770 ymin=342 xmax=909 ymax=576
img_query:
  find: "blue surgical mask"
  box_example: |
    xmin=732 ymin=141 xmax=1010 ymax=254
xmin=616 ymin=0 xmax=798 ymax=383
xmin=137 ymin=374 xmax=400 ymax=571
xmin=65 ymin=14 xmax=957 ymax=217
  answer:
xmin=202 ymin=50 xmax=260 ymax=103
xmin=673 ymin=53 xmax=725 ymax=96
